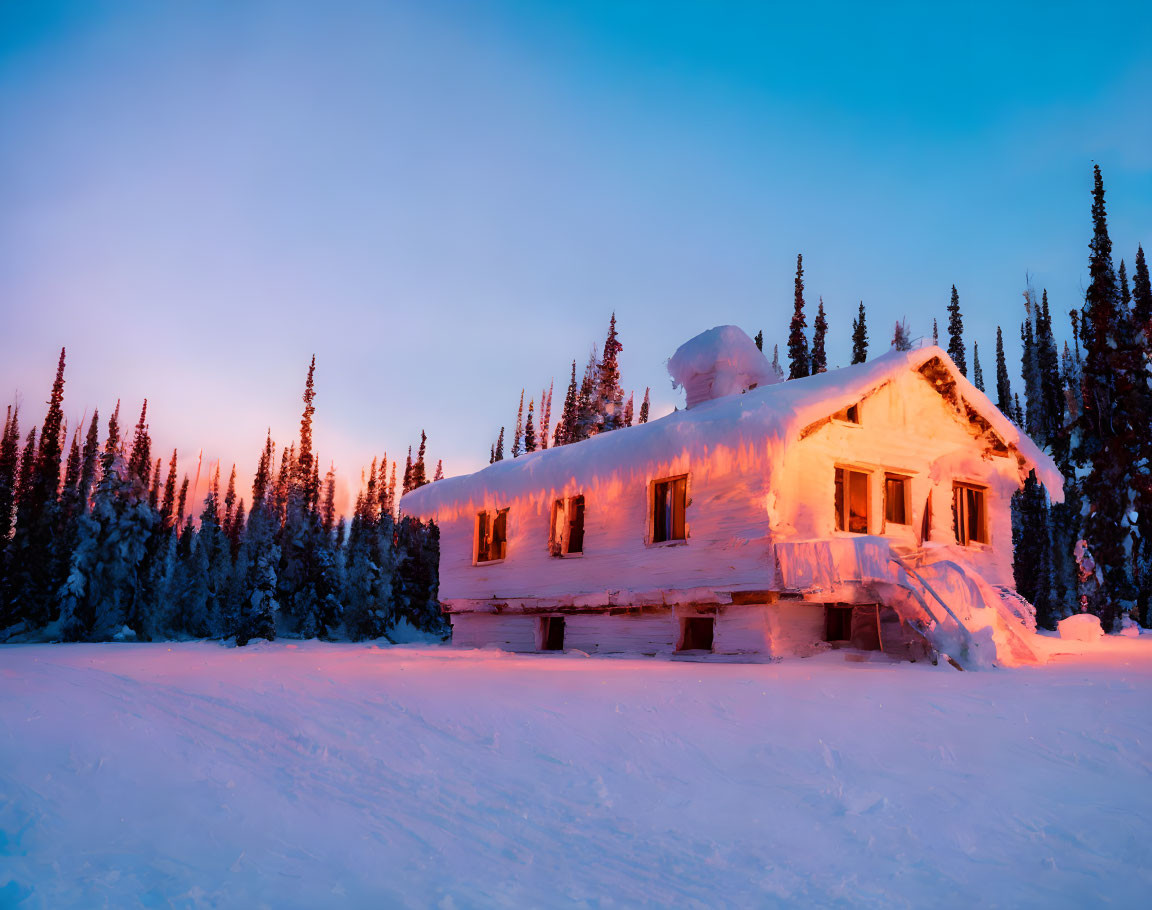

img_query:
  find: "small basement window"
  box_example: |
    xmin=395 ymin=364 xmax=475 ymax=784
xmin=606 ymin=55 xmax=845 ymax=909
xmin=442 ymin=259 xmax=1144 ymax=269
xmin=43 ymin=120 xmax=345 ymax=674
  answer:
xmin=540 ymin=616 xmax=565 ymax=651
xmin=833 ymin=403 xmax=860 ymax=424
xmin=834 ymin=467 xmax=870 ymax=534
xmin=679 ymin=616 xmax=714 ymax=652
xmin=652 ymin=475 xmax=688 ymax=543
xmin=884 ymin=474 xmax=910 ymax=526
xmin=825 ymin=605 xmax=853 ymax=643
xmin=475 ymin=507 xmax=508 ymax=563
xmin=550 ymin=495 xmax=585 ymax=556
xmin=952 ymin=482 xmax=988 ymax=546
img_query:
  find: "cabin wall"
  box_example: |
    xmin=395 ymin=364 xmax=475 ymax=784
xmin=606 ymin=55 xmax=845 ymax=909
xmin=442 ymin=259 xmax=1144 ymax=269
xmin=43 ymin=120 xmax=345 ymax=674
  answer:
xmin=435 ymin=433 xmax=778 ymax=604
xmin=775 ymin=371 xmax=1022 ymax=587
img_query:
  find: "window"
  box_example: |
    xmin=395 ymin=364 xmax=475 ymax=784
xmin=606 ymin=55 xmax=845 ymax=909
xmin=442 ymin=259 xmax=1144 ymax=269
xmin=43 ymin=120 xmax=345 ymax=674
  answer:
xmin=540 ymin=617 xmax=565 ymax=651
xmin=884 ymin=474 xmax=909 ymax=526
xmin=952 ymin=483 xmax=987 ymax=545
xmin=825 ymin=605 xmax=853 ymax=642
xmin=679 ymin=617 xmax=714 ymax=652
xmin=550 ymin=495 xmax=585 ymax=556
xmin=833 ymin=403 xmax=860 ymax=424
xmin=475 ymin=507 xmax=508 ymax=563
xmin=651 ymin=475 xmax=688 ymax=543
xmin=834 ymin=467 xmax=870 ymax=533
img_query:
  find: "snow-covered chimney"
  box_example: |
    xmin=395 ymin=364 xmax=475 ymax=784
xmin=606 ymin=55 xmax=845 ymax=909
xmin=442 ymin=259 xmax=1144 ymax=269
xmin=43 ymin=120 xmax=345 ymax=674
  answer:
xmin=667 ymin=325 xmax=780 ymax=409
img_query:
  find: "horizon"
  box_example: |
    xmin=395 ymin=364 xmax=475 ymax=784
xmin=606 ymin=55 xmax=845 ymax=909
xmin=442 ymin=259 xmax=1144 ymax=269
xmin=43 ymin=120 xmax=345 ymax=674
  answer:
xmin=2 ymin=0 xmax=1149 ymax=514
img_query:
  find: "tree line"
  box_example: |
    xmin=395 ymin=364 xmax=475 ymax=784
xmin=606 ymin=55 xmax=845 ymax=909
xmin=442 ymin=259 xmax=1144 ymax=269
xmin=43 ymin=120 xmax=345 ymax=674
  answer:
xmin=0 ymin=357 xmax=444 ymax=644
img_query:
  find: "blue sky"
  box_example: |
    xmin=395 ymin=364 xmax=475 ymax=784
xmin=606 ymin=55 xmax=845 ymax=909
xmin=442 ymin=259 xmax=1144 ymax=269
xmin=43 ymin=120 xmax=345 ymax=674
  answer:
xmin=1 ymin=0 xmax=1149 ymax=511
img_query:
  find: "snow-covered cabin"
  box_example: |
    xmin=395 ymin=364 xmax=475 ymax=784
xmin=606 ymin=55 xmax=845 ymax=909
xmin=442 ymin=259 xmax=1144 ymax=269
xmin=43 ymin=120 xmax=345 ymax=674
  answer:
xmin=401 ymin=327 xmax=1063 ymax=667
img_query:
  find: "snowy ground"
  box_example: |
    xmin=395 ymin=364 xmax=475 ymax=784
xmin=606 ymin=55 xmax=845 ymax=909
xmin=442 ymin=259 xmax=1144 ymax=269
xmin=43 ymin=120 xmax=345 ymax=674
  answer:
xmin=2 ymin=638 xmax=1151 ymax=908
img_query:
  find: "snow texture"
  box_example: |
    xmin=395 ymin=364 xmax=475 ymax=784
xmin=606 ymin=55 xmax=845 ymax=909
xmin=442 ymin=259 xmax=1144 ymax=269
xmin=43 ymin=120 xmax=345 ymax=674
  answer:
xmin=666 ymin=325 xmax=780 ymax=409
xmin=1059 ymin=613 xmax=1105 ymax=641
xmin=2 ymin=639 xmax=1151 ymax=908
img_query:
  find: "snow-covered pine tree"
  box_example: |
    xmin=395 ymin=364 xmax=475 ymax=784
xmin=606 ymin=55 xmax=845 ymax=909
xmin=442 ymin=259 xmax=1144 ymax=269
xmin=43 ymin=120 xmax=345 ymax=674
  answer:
xmin=411 ymin=431 xmax=428 ymax=489
xmin=811 ymin=299 xmax=828 ymax=373
xmin=595 ymin=313 xmax=625 ymax=432
xmin=1132 ymin=245 xmax=1151 ymax=342
xmin=512 ymin=391 xmax=525 ymax=457
xmin=0 ymin=406 xmax=19 ymax=557
xmin=638 ymin=388 xmax=650 ymax=424
xmin=851 ymin=302 xmax=868 ymax=364
xmin=77 ymin=410 xmax=100 ymax=510
xmin=524 ymin=401 xmax=536 ymax=452
xmin=891 ymin=320 xmax=911 ymax=351
xmin=946 ymin=285 xmax=967 ymax=375
xmin=1074 ymin=164 xmax=1144 ymax=629
xmin=787 ymin=254 xmax=809 ymax=379
xmin=771 ymin=345 xmax=784 ymax=381
xmin=972 ymin=343 xmax=985 ymax=392
xmin=540 ymin=381 xmax=552 ymax=449
xmin=433 ymin=460 xmax=443 ymax=481
xmin=1118 ymin=259 xmax=1131 ymax=315
xmin=753 ymin=330 xmax=763 ymax=352
xmin=932 ymin=319 xmax=939 ymax=345
xmin=623 ymin=392 xmax=634 ymax=427
xmin=126 ymin=400 xmax=151 ymax=489
xmin=995 ymin=327 xmax=1013 ymax=417
xmin=554 ymin=361 xmax=578 ymax=446
xmin=573 ymin=348 xmax=599 ymax=442
xmin=321 ymin=465 xmax=337 ymax=536
xmin=1036 ymin=290 xmax=1063 ymax=447
xmin=222 ymin=464 xmax=237 ymax=542
xmin=1020 ymin=290 xmax=1043 ymax=439
xmin=1012 ymin=470 xmax=1056 ymax=628
xmin=493 ymin=427 xmax=505 ymax=462
xmin=402 ymin=447 xmax=413 ymax=495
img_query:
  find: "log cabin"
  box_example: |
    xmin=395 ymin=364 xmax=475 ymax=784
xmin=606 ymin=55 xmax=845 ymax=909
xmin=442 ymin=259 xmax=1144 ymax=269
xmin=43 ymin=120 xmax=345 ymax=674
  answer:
xmin=401 ymin=326 xmax=1064 ymax=667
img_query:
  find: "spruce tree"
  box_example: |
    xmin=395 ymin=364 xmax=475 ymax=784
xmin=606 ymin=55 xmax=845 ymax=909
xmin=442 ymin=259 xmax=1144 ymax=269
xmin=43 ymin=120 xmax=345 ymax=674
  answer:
xmin=494 ymin=427 xmax=504 ymax=462
xmin=787 ymin=254 xmax=809 ymax=379
xmin=891 ymin=320 xmax=911 ymax=352
xmin=573 ymin=349 xmax=599 ymax=441
xmin=433 ymin=460 xmax=444 ymax=481
xmin=850 ymin=302 xmax=868 ymax=364
xmin=639 ymin=388 xmax=650 ymax=424
xmin=159 ymin=450 xmax=178 ymax=530
xmin=946 ymin=285 xmax=967 ymax=375
xmin=753 ymin=330 xmax=763 ymax=352
xmin=623 ymin=392 xmax=634 ymax=427
xmin=524 ymin=401 xmax=536 ymax=452
xmin=127 ymin=401 xmax=151 ymax=488
xmin=148 ymin=458 xmax=162 ymax=512
xmin=972 ymin=343 xmax=985 ymax=392
xmin=811 ymin=299 xmax=828 ymax=373
xmin=1036 ymin=290 xmax=1063 ymax=446
xmin=995 ymin=327 xmax=1013 ymax=416
xmin=932 ymin=319 xmax=939 ymax=345
xmin=512 ymin=390 xmax=524 ymax=458
xmin=595 ymin=313 xmax=625 ymax=432
xmin=77 ymin=410 xmax=100 ymax=511
xmin=1118 ymin=259 xmax=1131 ymax=314
xmin=554 ymin=361 xmax=578 ymax=446
xmin=0 ymin=406 xmax=19 ymax=552
xmin=411 ymin=431 xmax=428 ymax=489
xmin=402 ymin=447 xmax=413 ymax=494
xmin=540 ymin=382 xmax=552 ymax=450
xmin=1132 ymin=245 xmax=1151 ymax=341
xmin=770 ymin=344 xmax=784 ymax=380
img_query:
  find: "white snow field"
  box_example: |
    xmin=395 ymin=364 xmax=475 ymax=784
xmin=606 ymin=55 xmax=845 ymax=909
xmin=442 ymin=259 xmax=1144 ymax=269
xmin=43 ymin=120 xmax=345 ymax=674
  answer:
xmin=3 ymin=638 xmax=1151 ymax=908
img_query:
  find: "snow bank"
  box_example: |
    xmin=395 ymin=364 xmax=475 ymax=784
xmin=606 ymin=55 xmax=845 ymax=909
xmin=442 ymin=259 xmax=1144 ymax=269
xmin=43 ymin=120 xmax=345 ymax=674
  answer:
xmin=667 ymin=325 xmax=780 ymax=408
xmin=3 ymin=641 xmax=1151 ymax=907
xmin=1059 ymin=613 xmax=1105 ymax=641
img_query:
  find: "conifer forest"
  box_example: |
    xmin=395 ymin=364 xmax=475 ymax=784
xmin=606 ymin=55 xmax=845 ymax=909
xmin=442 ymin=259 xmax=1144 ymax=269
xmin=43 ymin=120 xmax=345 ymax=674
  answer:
xmin=1 ymin=165 xmax=1149 ymax=643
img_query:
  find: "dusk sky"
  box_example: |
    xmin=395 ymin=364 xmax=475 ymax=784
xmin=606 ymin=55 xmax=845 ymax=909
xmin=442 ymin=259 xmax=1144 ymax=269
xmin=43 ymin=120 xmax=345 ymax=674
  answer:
xmin=2 ymin=0 xmax=1149 ymax=514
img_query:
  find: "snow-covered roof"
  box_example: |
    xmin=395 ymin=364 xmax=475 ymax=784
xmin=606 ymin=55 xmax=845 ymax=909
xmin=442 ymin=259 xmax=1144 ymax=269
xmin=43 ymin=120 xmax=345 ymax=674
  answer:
xmin=402 ymin=339 xmax=1063 ymax=519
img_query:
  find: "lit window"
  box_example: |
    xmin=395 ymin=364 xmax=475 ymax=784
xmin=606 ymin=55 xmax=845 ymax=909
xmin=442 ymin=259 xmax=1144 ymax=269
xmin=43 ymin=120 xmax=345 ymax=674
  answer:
xmin=952 ymin=483 xmax=987 ymax=545
xmin=652 ymin=475 xmax=688 ymax=543
xmin=835 ymin=467 xmax=870 ymax=533
xmin=475 ymin=508 xmax=508 ymax=563
xmin=884 ymin=474 xmax=909 ymax=525
xmin=550 ymin=495 xmax=585 ymax=557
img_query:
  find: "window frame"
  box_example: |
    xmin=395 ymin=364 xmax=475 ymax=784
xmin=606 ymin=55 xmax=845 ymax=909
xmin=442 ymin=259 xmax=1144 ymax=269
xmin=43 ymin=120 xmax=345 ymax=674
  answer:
xmin=952 ymin=482 xmax=989 ymax=546
xmin=832 ymin=402 xmax=861 ymax=425
xmin=474 ymin=506 xmax=509 ymax=564
xmin=550 ymin=495 xmax=586 ymax=558
xmin=834 ymin=465 xmax=871 ymax=534
xmin=649 ymin=473 xmax=689 ymax=545
xmin=883 ymin=472 xmax=911 ymax=528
